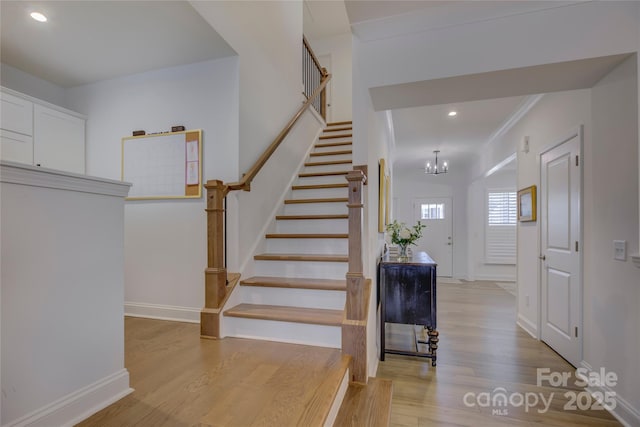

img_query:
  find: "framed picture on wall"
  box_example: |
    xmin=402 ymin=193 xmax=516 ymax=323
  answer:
xmin=518 ymin=185 xmax=537 ymax=222
xmin=378 ymin=158 xmax=386 ymax=232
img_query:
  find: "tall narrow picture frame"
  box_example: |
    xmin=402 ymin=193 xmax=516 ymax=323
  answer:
xmin=518 ymin=185 xmax=537 ymax=222
xmin=378 ymin=158 xmax=386 ymax=232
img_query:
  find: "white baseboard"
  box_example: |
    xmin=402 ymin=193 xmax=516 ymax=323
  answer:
xmin=474 ymin=273 xmax=516 ymax=282
xmin=124 ymin=302 xmax=200 ymax=323
xmin=3 ymin=369 xmax=132 ymax=427
xmin=516 ymin=313 xmax=538 ymax=338
xmin=579 ymin=361 xmax=640 ymax=427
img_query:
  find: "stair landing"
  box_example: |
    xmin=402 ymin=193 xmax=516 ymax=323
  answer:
xmin=77 ymin=317 xmax=351 ymax=427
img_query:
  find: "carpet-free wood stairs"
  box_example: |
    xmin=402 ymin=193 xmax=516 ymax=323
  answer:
xmin=223 ymin=121 xmax=354 ymax=347
xmin=222 ymin=121 xmax=393 ymax=426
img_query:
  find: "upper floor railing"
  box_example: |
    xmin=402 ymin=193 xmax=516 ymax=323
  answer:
xmin=303 ymin=36 xmax=328 ymax=120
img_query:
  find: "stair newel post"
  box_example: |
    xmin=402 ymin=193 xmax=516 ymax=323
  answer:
xmin=343 ymin=169 xmax=368 ymax=383
xmin=320 ymin=67 xmax=328 ymax=121
xmin=201 ymin=179 xmax=229 ymax=338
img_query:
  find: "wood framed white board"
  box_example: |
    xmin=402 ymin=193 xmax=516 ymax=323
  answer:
xmin=121 ymin=129 xmax=202 ymax=200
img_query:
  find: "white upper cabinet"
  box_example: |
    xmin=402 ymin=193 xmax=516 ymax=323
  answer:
xmin=1 ymin=88 xmax=85 ymax=174
xmin=0 ymin=129 xmax=33 ymax=164
xmin=1 ymin=91 xmax=33 ymax=135
xmin=33 ymin=104 xmax=85 ymax=174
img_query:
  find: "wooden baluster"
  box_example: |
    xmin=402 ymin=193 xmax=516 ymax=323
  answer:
xmin=201 ymin=179 xmax=228 ymax=338
xmin=343 ymin=169 xmax=368 ymax=383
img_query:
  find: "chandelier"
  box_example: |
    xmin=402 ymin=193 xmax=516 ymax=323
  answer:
xmin=425 ymin=150 xmax=448 ymax=175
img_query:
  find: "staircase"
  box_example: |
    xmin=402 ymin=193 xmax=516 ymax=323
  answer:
xmin=223 ymin=121 xmax=354 ymax=348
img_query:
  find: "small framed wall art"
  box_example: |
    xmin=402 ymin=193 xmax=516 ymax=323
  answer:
xmin=517 ymin=185 xmax=537 ymax=222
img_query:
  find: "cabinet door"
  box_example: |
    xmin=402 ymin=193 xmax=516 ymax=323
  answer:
xmin=1 ymin=129 xmax=33 ymax=164
xmin=1 ymin=91 xmax=33 ymax=135
xmin=33 ymin=104 xmax=85 ymax=174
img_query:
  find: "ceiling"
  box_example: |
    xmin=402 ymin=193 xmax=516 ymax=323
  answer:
xmin=0 ymin=1 xmax=235 ymax=87
xmin=391 ymin=96 xmax=527 ymax=172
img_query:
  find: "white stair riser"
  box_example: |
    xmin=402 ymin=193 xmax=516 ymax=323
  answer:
xmin=296 ymin=175 xmax=349 ymax=186
xmin=302 ymin=163 xmax=352 ymax=173
xmin=224 ymin=317 xmax=341 ymax=348
xmin=275 ymin=219 xmax=348 ymax=234
xmin=266 ymin=238 xmax=348 ymax=254
xmin=314 ymin=144 xmax=352 ymax=154
xmin=308 ymin=153 xmax=352 ymax=162
xmin=240 ymin=286 xmax=345 ymax=310
xmin=291 ymin=187 xmax=347 ymax=199
xmin=254 ymin=260 xmax=348 ymax=279
xmin=283 ymin=201 xmax=347 ymax=215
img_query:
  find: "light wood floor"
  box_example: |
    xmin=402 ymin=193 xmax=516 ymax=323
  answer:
xmin=377 ymin=280 xmax=621 ymax=427
xmin=77 ymin=318 xmax=348 ymax=427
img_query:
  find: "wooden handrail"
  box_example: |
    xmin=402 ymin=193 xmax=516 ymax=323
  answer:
xmin=225 ymin=73 xmax=331 ymax=194
xmin=201 ymin=37 xmax=330 ymax=339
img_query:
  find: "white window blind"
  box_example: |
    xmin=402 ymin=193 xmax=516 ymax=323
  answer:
xmin=485 ymin=191 xmax=516 ymax=264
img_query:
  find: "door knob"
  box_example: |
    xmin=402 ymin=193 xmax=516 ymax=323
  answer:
xmin=539 ymin=255 xmax=546 ymax=260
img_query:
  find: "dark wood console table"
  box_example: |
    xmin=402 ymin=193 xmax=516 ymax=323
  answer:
xmin=378 ymin=251 xmax=439 ymax=365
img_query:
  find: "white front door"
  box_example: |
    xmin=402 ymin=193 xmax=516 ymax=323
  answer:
xmin=413 ymin=198 xmax=453 ymax=277
xmin=540 ymin=127 xmax=583 ymax=366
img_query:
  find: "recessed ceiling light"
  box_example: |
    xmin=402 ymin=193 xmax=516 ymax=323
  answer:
xmin=30 ymin=12 xmax=47 ymax=22
xmin=448 ymin=111 xmax=457 ymax=117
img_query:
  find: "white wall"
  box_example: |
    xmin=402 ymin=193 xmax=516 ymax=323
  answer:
xmin=190 ymin=1 xmax=304 ymax=175
xmin=506 ymin=89 xmax=592 ymax=335
xmin=0 ymin=63 xmax=68 ymax=109
xmin=499 ymin=74 xmax=639 ymax=424
xmin=352 ymin=34 xmax=394 ymax=378
xmin=586 ymin=55 xmax=639 ymax=422
xmin=357 ymin=1 xmax=638 ymax=89
xmin=393 ymin=168 xmax=469 ymax=279
xmin=66 ymin=58 xmax=239 ymax=321
xmin=305 ymin=33 xmax=353 ymax=122
xmin=467 ymin=168 xmax=516 ymax=281
xmin=1 ymin=162 xmax=131 ymax=426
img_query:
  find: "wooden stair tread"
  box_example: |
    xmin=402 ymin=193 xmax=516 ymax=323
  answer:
xmin=323 ymin=125 xmax=352 ymax=132
xmin=254 ymin=253 xmax=348 ymax=262
xmin=319 ymin=133 xmax=352 ymax=140
xmin=284 ymin=197 xmax=347 ymax=204
xmin=305 ymin=159 xmax=352 ymax=166
xmin=327 ymin=120 xmax=352 ymax=126
xmin=315 ymin=141 xmax=352 ymax=148
xmin=224 ymin=303 xmax=343 ymax=326
xmin=299 ymin=170 xmax=350 ymax=178
xmin=276 ymin=214 xmax=349 ymax=220
xmin=335 ymin=377 xmax=393 ymax=427
xmin=265 ymin=233 xmax=348 ymax=239
xmin=309 ymin=149 xmax=352 ymax=157
xmin=241 ymin=276 xmax=347 ymax=291
xmin=292 ymin=183 xmax=348 ymax=190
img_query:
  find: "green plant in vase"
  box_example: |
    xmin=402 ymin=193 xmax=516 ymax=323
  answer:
xmin=386 ymin=220 xmax=426 ymax=259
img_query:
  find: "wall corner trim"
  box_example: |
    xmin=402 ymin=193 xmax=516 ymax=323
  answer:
xmin=516 ymin=313 xmax=538 ymax=339
xmin=0 ymin=161 xmax=131 ymax=197
xmin=3 ymin=369 xmax=132 ymax=427
xmin=124 ymin=302 xmax=201 ymax=324
xmin=579 ymin=361 xmax=640 ymax=427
